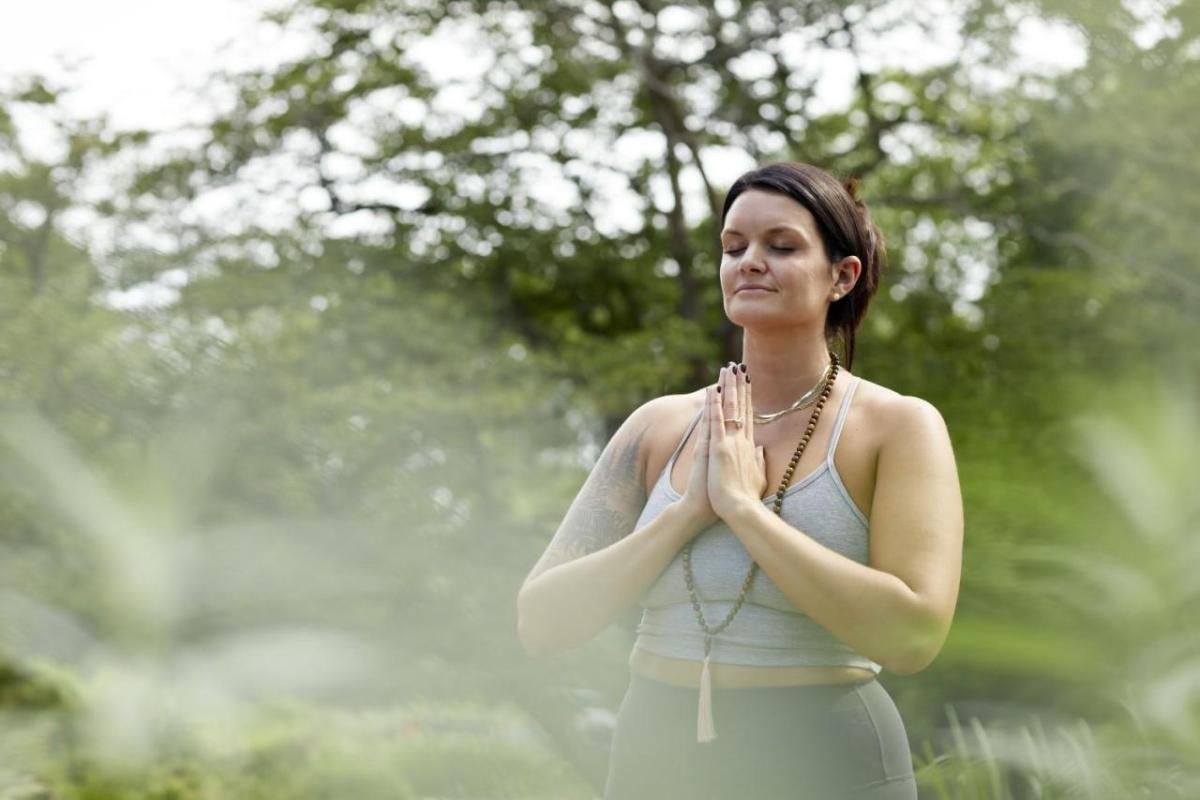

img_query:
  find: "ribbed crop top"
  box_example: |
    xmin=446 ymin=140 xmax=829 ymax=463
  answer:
xmin=631 ymin=376 xmax=881 ymax=674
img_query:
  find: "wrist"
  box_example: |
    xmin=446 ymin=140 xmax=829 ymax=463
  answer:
xmin=720 ymin=495 xmax=767 ymax=529
xmin=667 ymin=499 xmax=709 ymax=538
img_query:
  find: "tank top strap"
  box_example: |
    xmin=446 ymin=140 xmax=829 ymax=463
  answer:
xmin=825 ymin=375 xmax=860 ymax=466
xmin=665 ymin=404 xmax=705 ymax=473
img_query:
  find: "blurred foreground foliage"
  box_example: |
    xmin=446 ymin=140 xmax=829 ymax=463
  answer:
xmin=8 ymin=701 xmax=590 ymax=799
xmin=1 ymin=0 xmax=1198 ymax=796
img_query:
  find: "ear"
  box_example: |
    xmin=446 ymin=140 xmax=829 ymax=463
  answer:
xmin=831 ymin=255 xmax=861 ymax=299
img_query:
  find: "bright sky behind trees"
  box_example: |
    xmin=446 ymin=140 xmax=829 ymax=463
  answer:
xmin=2 ymin=0 xmax=1090 ymax=141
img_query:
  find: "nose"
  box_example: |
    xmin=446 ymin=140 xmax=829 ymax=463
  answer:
xmin=739 ymin=242 xmax=769 ymax=272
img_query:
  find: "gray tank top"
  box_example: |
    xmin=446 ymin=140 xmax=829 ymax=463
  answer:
xmin=631 ymin=375 xmax=881 ymax=673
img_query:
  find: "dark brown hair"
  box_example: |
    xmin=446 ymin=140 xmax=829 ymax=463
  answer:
xmin=720 ymin=162 xmax=886 ymax=370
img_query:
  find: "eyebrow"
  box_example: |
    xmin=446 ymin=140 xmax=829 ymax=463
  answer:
xmin=720 ymin=224 xmax=808 ymax=241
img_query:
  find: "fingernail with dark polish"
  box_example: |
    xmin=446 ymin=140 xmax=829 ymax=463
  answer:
xmin=716 ymin=386 xmax=722 ymax=393
xmin=739 ymin=363 xmax=746 ymax=373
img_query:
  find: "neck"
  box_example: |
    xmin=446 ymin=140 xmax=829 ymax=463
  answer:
xmin=742 ymin=328 xmax=837 ymax=413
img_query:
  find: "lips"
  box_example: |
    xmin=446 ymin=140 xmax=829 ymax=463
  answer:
xmin=737 ymin=286 xmax=775 ymax=293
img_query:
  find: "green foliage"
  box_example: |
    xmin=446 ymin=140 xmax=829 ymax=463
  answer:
xmin=1 ymin=0 xmax=1198 ymax=795
xmin=911 ymin=370 xmax=1200 ymax=797
xmin=20 ymin=701 xmax=590 ymax=799
xmin=0 ymin=660 xmax=78 ymax=710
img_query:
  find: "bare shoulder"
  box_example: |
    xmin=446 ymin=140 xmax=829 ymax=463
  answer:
xmin=639 ymin=387 xmax=707 ymax=429
xmin=637 ymin=388 xmax=709 ymax=493
xmin=638 ymin=387 xmax=706 ymax=439
xmin=851 ymin=376 xmax=954 ymax=460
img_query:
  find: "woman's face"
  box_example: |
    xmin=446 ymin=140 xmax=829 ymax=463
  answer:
xmin=718 ymin=188 xmax=854 ymax=330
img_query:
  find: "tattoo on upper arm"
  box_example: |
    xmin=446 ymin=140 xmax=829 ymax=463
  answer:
xmin=532 ymin=423 xmax=649 ymax=578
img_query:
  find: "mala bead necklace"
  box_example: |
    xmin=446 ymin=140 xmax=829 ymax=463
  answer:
xmin=682 ymin=351 xmax=841 ymax=743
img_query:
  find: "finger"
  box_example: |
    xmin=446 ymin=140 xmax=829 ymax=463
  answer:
xmin=728 ymin=365 xmax=739 ymax=434
xmin=739 ymin=369 xmax=748 ymax=443
xmin=737 ymin=364 xmax=750 ymax=442
xmin=729 ymin=364 xmax=740 ymax=436
xmin=698 ymin=387 xmax=711 ymax=452
xmin=712 ymin=370 xmax=726 ymax=445
xmin=722 ymin=365 xmax=735 ymax=430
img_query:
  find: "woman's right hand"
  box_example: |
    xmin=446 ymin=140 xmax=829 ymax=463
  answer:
xmin=675 ymin=385 xmax=719 ymax=533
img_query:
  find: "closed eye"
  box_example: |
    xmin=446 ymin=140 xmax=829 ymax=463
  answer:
xmin=722 ymin=246 xmax=795 ymax=255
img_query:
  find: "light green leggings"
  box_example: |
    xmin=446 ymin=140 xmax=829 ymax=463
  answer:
xmin=603 ymin=672 xmax=918 ymax=799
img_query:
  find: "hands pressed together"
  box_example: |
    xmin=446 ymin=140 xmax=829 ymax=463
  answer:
xmin=677 ymin=362 xmax=769 ymax=529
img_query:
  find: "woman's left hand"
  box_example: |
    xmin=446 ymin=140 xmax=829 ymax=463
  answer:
xmin=707 ymin=363 xmax=769 ymax=521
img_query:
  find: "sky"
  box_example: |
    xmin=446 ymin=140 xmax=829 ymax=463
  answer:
xmin=0 ymin=0 xmax=285 ymax=131
xmin=1 ymin=0 xmax=1090 ymax=137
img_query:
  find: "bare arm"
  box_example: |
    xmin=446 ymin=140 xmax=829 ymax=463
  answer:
xmin=722 ymin=395 xmax=963 ymax=675
xmin=517 ymin=399 xmax=706 ymax=658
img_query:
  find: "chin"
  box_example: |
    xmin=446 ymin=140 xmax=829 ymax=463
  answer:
xmin=726 ymin=308 xmax=784 ymax=328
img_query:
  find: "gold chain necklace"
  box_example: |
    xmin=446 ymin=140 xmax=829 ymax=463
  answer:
xmin=681 ymin=351 xmax=840 ymax=742
xmin=752 ymin=359 xmax=835 ymax=425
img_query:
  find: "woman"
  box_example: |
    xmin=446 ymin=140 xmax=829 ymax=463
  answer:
xmin=517 ymin=162 xmax=963 ymax=799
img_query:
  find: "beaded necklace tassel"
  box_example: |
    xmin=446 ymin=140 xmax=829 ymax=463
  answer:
xmin=697 ymin=635 xmax=716 ymax=742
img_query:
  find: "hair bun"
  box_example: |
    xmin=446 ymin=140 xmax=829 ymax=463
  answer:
xmin=841 ymin=176 xmax=868 ymax=211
